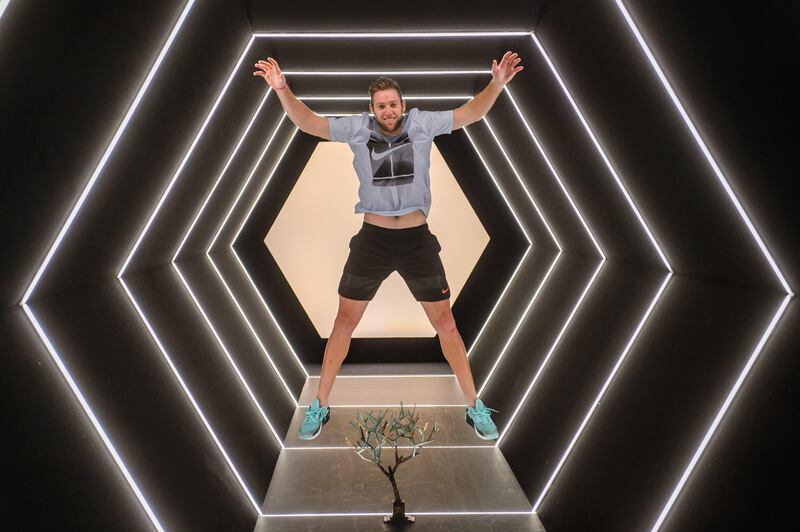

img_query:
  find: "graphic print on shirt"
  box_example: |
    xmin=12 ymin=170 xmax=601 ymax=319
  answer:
xmin=367 ymin=132 xmax=414 ymax=187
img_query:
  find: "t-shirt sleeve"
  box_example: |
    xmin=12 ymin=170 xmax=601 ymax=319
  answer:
xmin=327 ymin=115 xmax=365 ymax=143
xmin=416 ymin=109 xmax=454 ymax=137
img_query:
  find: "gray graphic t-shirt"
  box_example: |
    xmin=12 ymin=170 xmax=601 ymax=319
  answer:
xmin=327 ymin=107 xmax=453 ymax=218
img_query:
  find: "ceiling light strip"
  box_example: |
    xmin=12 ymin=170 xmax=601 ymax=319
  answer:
xmin=530 ymin=32 xmax=672 ymax=272
xmin=614 ymin=0 xmax=791 ymax=294
xmin=208 ymin=255 xmax=299 ymax=405
xmin=119 ymin=278 xmax=262 ymax=513
xmin=496 ymin=258 xmax=605 ymax=445
xmin=651 ymin=293 xmax=791 ymax=531
xmin=504 ymin=85 xmax=606 ymax=258
xmin=118 ymin=33 xmax=256 ymax=278
xmin=172 ymin=262 xmax=285 ymax=448
xmin=21 ymin=304 xmax=166 ymax=531
xmin=22 ymin=0 xmax=196 ymax=303
xmin=172 ymin=89 xmax=274 ymax=262
xmin=282 ymin=69 xmax=491 ymax=75
xmin=298 ymin=96 xmax=474 ymax=100
xmin=253 ymin=31 xmax=531 ymax=38
xmin=532 ymin=272 xmax=672 ymax=512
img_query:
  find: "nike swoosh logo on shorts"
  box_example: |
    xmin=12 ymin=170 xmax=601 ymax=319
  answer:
xmin=371 ymin=143 xmax=408 ymax=161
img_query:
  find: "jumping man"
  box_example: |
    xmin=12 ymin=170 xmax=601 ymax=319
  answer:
xmin=252 ymin=51 xmax=523 ymax=441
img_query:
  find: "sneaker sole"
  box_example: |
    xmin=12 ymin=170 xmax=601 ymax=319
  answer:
xmin=298 ymin=410 xmax=330 ymax=441
xmin=466 ymin=414 xmax=498 ymax=441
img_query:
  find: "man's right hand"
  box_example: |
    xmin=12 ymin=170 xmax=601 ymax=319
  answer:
xmin=253 ymin=57 xmax=287 ymax=91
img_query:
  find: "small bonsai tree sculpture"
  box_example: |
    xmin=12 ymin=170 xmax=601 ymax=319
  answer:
xmin=345 ymin=402 xmax=439 ymax=524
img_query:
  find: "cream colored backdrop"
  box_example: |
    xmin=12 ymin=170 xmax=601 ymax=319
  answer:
xmin=265 ymin=140 xmax=488 ymax=338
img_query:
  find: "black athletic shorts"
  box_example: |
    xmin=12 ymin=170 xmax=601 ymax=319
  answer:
xmin=338 ymin=221 xmax=451 ymax=302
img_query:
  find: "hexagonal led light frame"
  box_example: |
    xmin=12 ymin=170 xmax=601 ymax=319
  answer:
xmin=18 ymin=18 xmax=792 ymax=528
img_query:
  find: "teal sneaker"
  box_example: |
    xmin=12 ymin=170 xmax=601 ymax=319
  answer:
xmin=298 ymin=399 xmax=330 ymax=440
xmin=465 ymin=399 xmax=499 ymax=440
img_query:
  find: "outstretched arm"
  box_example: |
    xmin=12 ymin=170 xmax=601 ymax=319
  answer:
xmin=452 ymin=51 xmax=523 ymax=130
xmin=253 ymin=57 xmax=330 ymax=140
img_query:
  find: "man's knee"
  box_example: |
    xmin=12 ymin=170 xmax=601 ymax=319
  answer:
xmin=333 ymin=313 xmax=360 ymax=333
xmin=431 ymin=311 xmax=458 ymax=336
xmin=333 ymin=298 xmax=368 ymax=332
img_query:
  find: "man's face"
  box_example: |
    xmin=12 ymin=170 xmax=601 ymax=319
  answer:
xmin=369 ymin=88 xmax=406 ymax=134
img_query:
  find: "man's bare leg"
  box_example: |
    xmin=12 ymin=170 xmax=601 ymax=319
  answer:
xmin=316 ymin=295 xmax=370 ymax=406
xmin=420 ymin=299 xmax=478 ymax=407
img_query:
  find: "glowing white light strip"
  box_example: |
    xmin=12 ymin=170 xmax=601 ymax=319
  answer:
xmin=496 ymin=258 xmax=605 ymax=445
xmin=309 ymin=374 xmax=455 ymax=379
xmin=466 ymin=246 xmax=534 ymax=357
xmin=614 ymin=1 xmax=791 ymax=295
xmin=0 ymin=0 xmax=11 ymax=20
xmin=21 ymin=304 xmax=165 ymax=531
xmin=207 ymin=114 xmax=289 ymax=252
xmin=473 ymin=250 xmax=560 ymax=377
xmin=282 ymin=70 xmax=492 ymax=77
xmin=302 ymin=403 xmax=466 ymax=408
xmin=532 ymin=272 xmax=672 ymax=512
xmin=298 ymin=95 xmax=474 ymax=100
xmin=228 ymin=247 xmax=309 ymax=378
xmin=231 ymin=128 xmax=301 ymax=245
xmin=254 ymin=31 xmax=531 ymax=38
xmin=207 ymin=255 xmax=299 ymax=405
xmin=119 ymin=278 xmax=262 ymax=513
xmin=282 ymin=69 xmax=491 ymax=76
xmin=504 ymin=85 xmax=606 ymax=258
xmin=462 ymin=126 xmax=532 ymax=245
xmin=22 ymin=0 xmax=196 ymax=303
xmin=261 ymin=511 xmax=532 ymax=517
xmin=530 ymin=32 xmax=672 ymax=273
xmin=457 ymin=126 xmax=536 ymax=353
xmin=118 ymin=34 xmax=256 ymax=278
xmin=172 ymin=89 xmax=274 ymax=262
xmin=651 ymin=293 xmax=791 ymax=531
xmin=285 ymin=445 xmax=491 ymax=450
xmin=172 ymin=262 xmax=285 ymax=448
xmin=483 ymin=117 xmax=561 ymax=251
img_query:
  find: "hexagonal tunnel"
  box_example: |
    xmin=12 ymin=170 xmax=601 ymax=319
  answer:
xmin=3 ymin=1 xmax=796 ymax=532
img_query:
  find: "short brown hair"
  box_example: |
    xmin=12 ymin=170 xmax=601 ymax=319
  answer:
xmin=368 ymin=77 xmax=403 ymax=105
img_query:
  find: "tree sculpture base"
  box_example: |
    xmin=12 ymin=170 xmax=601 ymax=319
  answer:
xmin=384 ymin=498 xmax=415 ymax=524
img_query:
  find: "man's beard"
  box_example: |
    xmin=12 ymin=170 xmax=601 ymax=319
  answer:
xmin=382 ymin=117 xmax=402 ymax=133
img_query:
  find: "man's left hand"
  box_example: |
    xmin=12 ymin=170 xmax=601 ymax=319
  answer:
xmin=491 ymin=51 xmax=523 ymax=86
